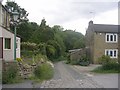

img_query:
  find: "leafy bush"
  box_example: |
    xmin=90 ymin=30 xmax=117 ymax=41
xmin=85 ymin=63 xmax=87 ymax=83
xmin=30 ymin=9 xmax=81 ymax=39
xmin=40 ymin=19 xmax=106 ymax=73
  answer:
xmin=47 ymin=40 xmax=62 ymax=59
xmin=79 ymin=55 xmax=90 ymax=66
xmin=21 ymin=42 xmax=38 ymax=51
xmin=102 ymin=62 xmax=120 ymax=71
xmin=2 ymin=65 xmax=18 ymax=84
xmin=92 ymin=63 xmax=120 ymax=73
xmin=46 ymin=45 xmax=56 ymax=59
xmin=37 ymin=43 xmax=46 ymax=55
xmin=98 ymin=55 xmax=119 ymax=70
xmin=34 ymin=54 xmax=48 ymax=63
xmin=66 ymin=54 xmax=71 ymax=64
xmin=93 ymin=55 xmax=120 ymax=73
xmin=21 ymin=42 xmax=39 ymax=58
xmin=34 ymin=63 xmax=54 ymax=80
xmin=21 ymin=50 xmax=38 ymax=58
xmin=98 ymin=55 xmax=111 ymax=65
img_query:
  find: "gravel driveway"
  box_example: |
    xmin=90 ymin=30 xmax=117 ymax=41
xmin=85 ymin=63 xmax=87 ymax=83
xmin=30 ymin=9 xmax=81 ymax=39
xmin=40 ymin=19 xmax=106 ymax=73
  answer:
xmin=73 ymin=64 xmax=119 ymax=88
xmin=2 ymin=61 xmax=119 ymax=88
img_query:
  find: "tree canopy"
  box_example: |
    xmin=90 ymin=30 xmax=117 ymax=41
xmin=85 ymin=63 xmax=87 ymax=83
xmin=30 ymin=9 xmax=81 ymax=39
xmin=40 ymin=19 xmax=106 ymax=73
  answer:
xmin=19 ymin=19 xmax=85 ymax=59
xmin=5 ymin=1 xmax=85 ymax=60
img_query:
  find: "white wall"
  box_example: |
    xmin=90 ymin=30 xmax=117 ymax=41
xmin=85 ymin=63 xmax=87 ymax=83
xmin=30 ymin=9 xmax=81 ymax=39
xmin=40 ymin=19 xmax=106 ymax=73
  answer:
xmin=16 ymin=37 xmax=21 ymax=58
xmin=2 ymin=28 xmax=21 ymax=61
xmin=2 ymin=28 xmax=14 ymax=61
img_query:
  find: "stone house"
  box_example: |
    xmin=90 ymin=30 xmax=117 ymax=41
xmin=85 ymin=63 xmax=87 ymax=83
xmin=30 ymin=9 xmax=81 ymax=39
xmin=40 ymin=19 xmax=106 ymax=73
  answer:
xmin=0 ymin=3 xmax=21 ymax=61
xmin=86 ymin=21 xmax=118 ymax=64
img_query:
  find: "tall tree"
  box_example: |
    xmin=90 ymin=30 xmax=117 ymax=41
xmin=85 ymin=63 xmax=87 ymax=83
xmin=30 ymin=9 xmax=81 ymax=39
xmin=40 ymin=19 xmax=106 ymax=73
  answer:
xmin=17 ymin=22 xmax=39 ymax=42
xmin=30 ymin=19 xmax=54 ymax=43
xmin=5 ymin=1 xmax=29 ymax=22
xmin=63 ymin=30 xmax=85 ymax=51
xmin=52 ymin=25 xmax=66 ymax=54
xmin=5 ymin=1 xmax=29 ymax=32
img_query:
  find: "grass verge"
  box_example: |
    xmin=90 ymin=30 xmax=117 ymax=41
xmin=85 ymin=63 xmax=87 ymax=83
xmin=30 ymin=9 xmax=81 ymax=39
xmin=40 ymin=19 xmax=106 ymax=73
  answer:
xmin=33 ymin=63 xmax=54 ymax=81
xmin=91 ymin=66 xmax=120 ymax=73
xmin=2 ymin=65 xmax=23 ymax=84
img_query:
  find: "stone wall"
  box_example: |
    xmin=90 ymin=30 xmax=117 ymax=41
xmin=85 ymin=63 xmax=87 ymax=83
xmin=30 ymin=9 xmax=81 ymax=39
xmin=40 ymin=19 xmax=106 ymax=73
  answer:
xmin=69 ymin=48 xmax=86 ymax=62
xmin=2 ymin=60 xmax=17 ymax=71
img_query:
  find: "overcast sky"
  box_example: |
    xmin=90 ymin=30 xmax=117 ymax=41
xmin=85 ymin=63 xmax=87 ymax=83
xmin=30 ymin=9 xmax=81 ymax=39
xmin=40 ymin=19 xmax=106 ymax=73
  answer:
xmin=2 ymin=0 xmax=119 ymax=35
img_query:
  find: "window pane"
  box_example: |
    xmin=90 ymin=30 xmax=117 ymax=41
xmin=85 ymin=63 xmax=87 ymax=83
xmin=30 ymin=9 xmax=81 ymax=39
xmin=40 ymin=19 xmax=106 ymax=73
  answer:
xmin=107 ymin=35 xmax=109 ymax=41
xmin=110 ymin=35 xmax=113 ymax=41
xmin=114 ymin=50 xmax=116 ymax=57
xmin=110 ymin=51 xmax=113 ymax=57
xmin=5 ymin=38 xmax=11 ymax=49
xmin=114 ymin=35 xmax=116 ymax=41
xmin=106 ymin=50 xmax=109 ymax=56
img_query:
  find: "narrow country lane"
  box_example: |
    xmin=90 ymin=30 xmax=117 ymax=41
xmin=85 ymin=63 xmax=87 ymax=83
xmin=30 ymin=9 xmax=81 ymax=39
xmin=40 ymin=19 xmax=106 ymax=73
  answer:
xmin=34 ymin=61 xmax=103 ymax=88
xmin=3 ymin=61 xmax=118 ymax=88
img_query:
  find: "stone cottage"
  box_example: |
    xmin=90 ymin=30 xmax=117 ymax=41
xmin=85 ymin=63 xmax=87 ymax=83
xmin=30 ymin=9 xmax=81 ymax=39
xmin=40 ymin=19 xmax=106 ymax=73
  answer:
xmin=86 ymin=21 xmax=118 ymax=63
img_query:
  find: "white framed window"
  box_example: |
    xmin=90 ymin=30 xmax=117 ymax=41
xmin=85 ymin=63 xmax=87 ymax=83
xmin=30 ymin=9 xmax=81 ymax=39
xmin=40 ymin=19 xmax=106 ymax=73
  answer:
xmin=4 ymin=38 xmax=11 ymax=50
xmin=105 ymin=33 xmax=118 ymax=43
xmin=105 ymin=49 xmax=118 ymax=58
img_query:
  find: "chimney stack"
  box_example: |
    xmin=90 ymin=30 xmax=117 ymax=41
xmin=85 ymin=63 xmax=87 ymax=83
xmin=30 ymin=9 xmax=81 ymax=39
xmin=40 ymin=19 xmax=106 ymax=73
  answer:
xmin=89 ymin=20 xmax=93 ymax=26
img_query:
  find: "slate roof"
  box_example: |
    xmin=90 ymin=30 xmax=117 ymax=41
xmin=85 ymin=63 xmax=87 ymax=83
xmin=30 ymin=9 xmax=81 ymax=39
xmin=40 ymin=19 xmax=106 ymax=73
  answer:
xmin=93 ymin=24 xmax=119 ymax=33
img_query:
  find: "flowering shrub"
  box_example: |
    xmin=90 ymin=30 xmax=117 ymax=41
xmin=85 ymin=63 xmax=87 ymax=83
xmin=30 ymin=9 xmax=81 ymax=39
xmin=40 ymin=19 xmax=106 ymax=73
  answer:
xmin=16 ymin=58 xmax=22 ymax=62
xmin=21 ymin=42 xmax=38 ymax=51
xmin=21 ymin=42 xmax=39 ymax=57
